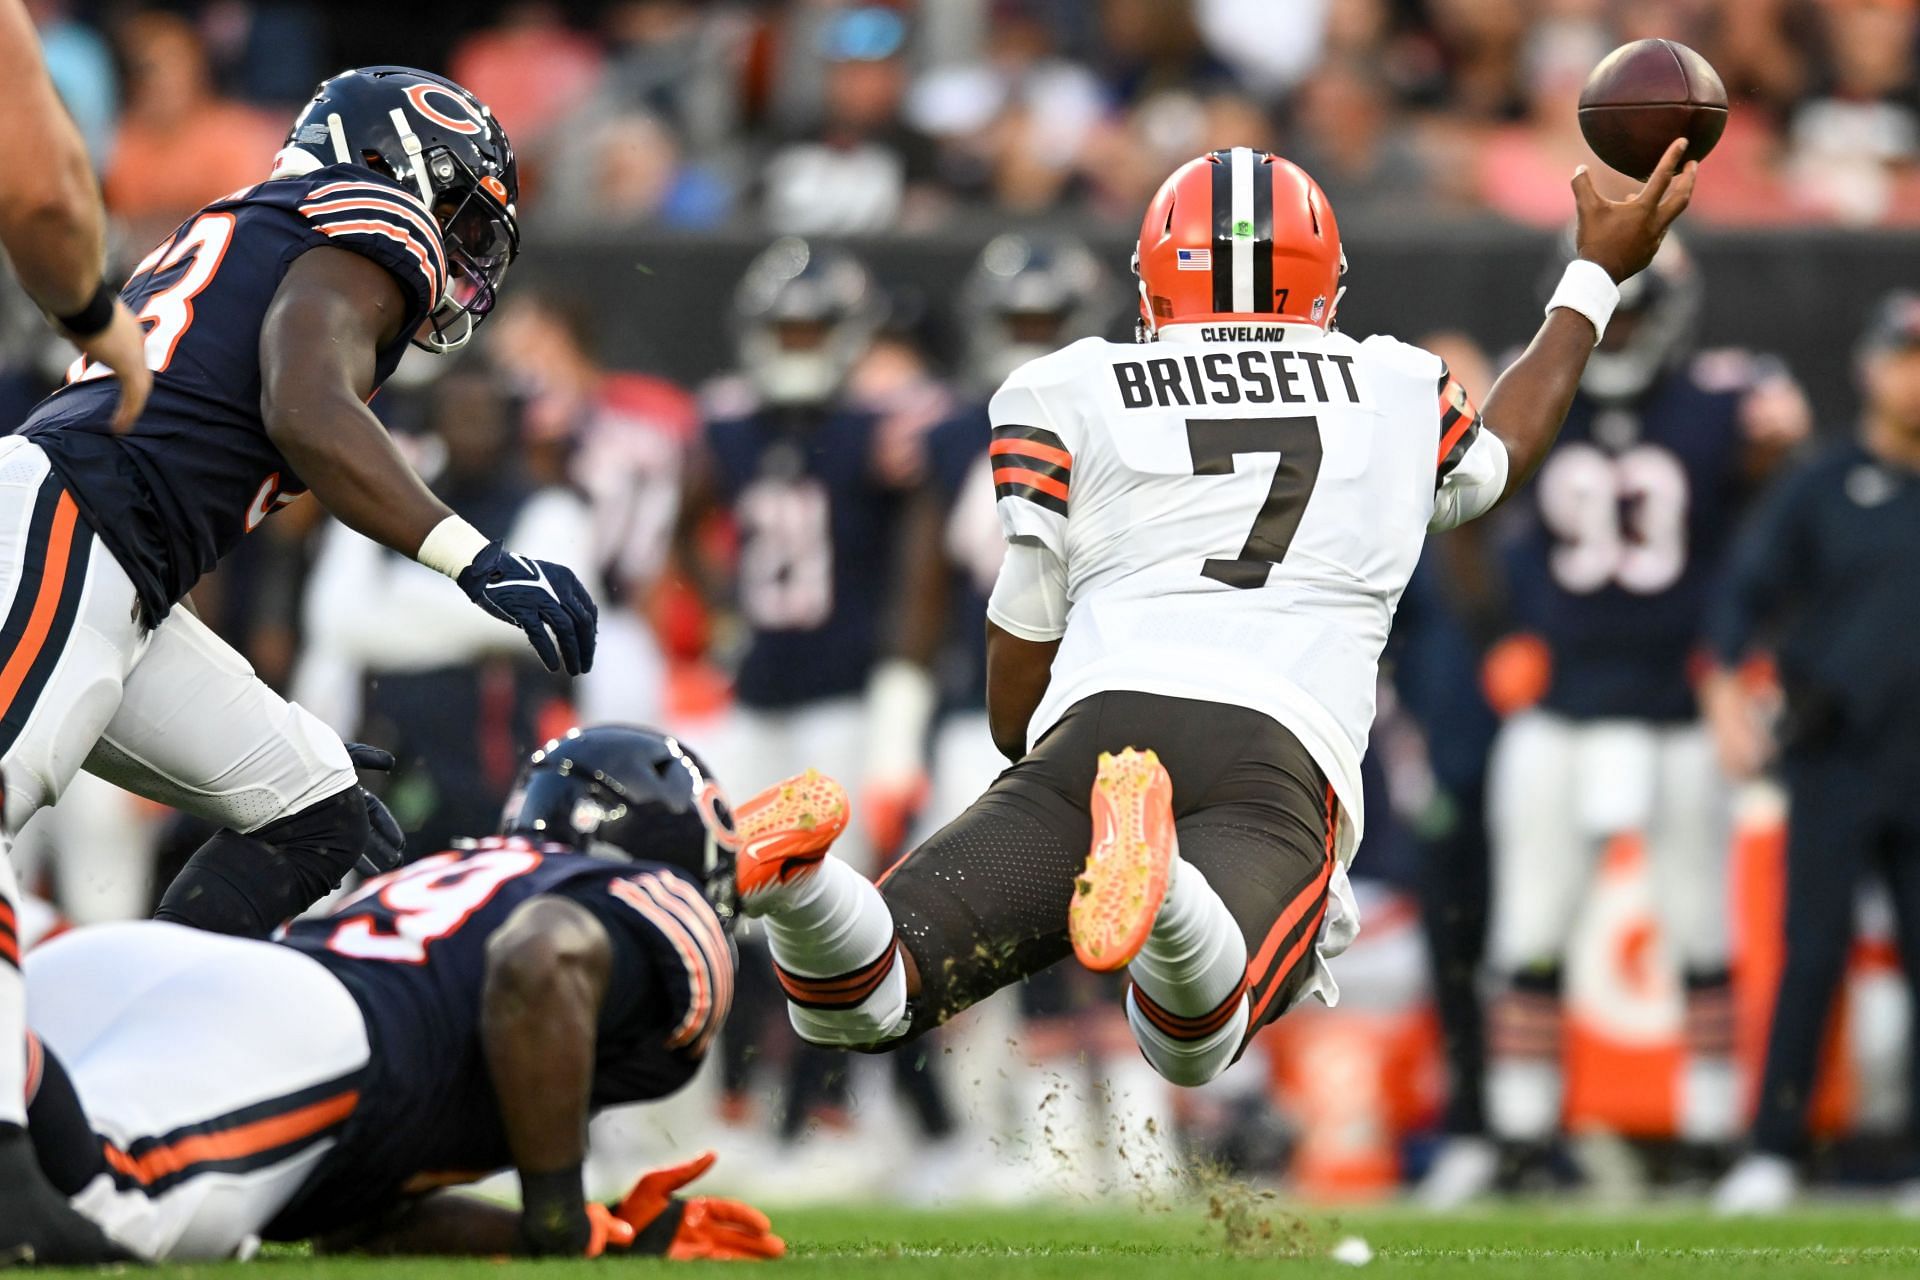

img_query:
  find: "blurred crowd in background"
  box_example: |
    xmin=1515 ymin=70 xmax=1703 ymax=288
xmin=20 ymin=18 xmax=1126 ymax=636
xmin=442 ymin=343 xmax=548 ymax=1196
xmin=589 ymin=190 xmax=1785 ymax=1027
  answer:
xmin=7 ymin=0 xmax=1920 ymax=1213
xmin=22 ymin=0 xmax=1920 ymax=237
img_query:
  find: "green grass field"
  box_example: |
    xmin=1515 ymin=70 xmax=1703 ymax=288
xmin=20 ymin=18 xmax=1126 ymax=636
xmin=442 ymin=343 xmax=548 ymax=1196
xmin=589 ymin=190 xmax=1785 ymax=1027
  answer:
xmin=33 ymin=1204 xmax=1920 ymax=1279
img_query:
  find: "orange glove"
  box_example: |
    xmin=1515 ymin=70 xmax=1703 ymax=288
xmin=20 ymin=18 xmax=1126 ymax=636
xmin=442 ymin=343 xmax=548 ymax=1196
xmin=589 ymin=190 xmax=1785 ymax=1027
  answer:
xmin=610 ymin=1151 xmax=786 ymax=1261
xmin=583 ymin=1204 xmax=635 ymax=1259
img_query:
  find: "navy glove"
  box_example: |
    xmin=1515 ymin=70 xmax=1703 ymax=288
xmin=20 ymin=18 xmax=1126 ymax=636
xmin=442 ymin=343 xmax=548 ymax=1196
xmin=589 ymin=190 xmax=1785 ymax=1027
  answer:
xmin=456 ymin=542 xmax=598 ymax=676
xmin=345 ymin=742 xmax=406 ymax=878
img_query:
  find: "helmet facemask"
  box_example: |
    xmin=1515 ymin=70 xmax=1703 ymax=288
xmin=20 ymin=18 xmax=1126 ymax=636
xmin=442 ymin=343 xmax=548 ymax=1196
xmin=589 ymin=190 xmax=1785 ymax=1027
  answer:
xmin=415 ymin=152 xmax=518 ymax=354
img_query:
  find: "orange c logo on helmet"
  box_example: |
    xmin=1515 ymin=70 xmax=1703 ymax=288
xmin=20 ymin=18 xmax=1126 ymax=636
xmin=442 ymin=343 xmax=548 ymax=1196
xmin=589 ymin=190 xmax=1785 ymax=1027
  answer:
xmin=480 ymin=175 xmax=509 ymax=204
xmin=696 ymin=781 xmax=739 ymax=853
xmin=404 ymin=83 xmax=484 ymax=135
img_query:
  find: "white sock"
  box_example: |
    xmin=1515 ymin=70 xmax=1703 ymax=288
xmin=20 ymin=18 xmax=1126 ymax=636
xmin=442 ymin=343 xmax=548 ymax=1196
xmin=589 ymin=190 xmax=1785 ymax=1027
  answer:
xmin=1127 ymin=987 xmax=1248 ymax=1086
xmin=1129 ymin=858 xmax=1247 ymax=1015
xmin=0 ymin=848 xmax=25 ymax=1127
xmin=1123 ymin=859 xmax=1248 ymax=1086
xmin=1680 ymin=1055 xmax=1740 ymax=1143
xmin=758 ymin=854 xmax=909 ymax=1048
xmin=1487 ymin=1058 xmax=1562 ymax=1141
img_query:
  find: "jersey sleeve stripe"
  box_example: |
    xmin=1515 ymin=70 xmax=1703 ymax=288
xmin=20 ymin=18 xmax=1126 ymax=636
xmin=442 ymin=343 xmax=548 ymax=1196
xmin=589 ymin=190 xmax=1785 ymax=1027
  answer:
xmin=302 ymin=183 xmax=441 ymax=247
xmin=991 ymin=422 xmax=1070 ymax=453
xmin=299 ymin=195 xmax=444 ymax=260
xmin=610 ymin=874 xmax=733 ymax=1055
xmin=649 ymin=875 xmax=735 ymax=1029
xmin=1436 ymin=370 xmax=1483 ymax=479
xmin=993 ymin=466 xmax=1069 ymax=502
xmin=299 ymin=197 xmax=448 ymax=283
xmin=995 ymin=482 xmax=1069 ymax=517
xmin=312 ymin=221 xmax=441 ymax=308
xmin=307 ymin=179 xmax=434 ymax=212
xmin=990 ymin=452 xmax=1069 ymax=486
xmin=989 ymin=436 xmax=1072 ymax=471
xmin=609 ymin=879 xmax=713 ymax=1051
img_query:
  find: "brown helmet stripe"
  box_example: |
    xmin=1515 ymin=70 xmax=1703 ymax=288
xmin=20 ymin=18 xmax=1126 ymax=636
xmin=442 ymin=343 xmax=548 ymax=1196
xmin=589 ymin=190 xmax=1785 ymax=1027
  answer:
xmin=1210 ymin=149 xmax=1234 ymax=314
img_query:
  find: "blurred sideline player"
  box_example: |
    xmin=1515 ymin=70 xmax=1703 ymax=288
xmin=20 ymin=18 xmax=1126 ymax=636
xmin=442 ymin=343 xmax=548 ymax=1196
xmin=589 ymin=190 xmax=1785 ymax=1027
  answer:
xmin=892 ymin=234 xmax=1184 ymax=1191
xmin=673 ymin=241 xmax=952 ymax=1168
xmin=1705 ymin=295 xmax=1920 ymax=1214
xmin=1472 ymin=236 xmax=1809 ymax=1191
xmin=0 ymin=66 xmax=601 ymax=1261
xmin=733 ymin=144 xmax=1699 ymax=1096
xmin=487 ymin=291 xmax=697 ymax=730
xmin=22 ymin=727 xmax=780 ymax=1262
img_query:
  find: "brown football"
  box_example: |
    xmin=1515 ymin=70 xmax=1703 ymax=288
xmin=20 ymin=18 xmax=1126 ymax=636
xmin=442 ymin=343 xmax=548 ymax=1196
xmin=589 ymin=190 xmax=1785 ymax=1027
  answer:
xmin=1578 ymin=38 xmax=1727 ymax=180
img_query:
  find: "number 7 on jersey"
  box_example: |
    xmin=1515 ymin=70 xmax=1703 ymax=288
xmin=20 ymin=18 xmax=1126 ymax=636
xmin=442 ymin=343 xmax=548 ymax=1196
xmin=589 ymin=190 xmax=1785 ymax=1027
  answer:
xmin=1185 ymin=416 xmax=1324 ymax=588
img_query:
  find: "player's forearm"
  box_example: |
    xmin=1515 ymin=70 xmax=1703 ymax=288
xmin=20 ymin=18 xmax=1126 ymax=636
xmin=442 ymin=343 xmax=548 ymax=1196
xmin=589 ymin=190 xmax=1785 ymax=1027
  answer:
xmin=985 ymin=623 xmax=1057 ymax=762
xmin=3 ymin=172 xmax=107 ymax=318
xmin=317 ymin=1192 xmax=521 ymax=1257
xmin=0 ymin=5 xmax=106 ymax=317
xmin=483 ymin=946 xmax=602 ymax=1175
xmin=267 ymin=398 xmax=455 ymax=559
xmin=1478 ymin=308 xmax=1598 ymax=499
xmin=481 ymin=900 xmax=613 ymax=1253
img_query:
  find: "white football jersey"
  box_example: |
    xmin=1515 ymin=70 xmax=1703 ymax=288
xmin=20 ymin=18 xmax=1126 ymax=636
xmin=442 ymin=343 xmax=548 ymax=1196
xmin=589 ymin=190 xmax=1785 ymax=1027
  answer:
xmin=986 ymin=322 xmax=1508 ymax=862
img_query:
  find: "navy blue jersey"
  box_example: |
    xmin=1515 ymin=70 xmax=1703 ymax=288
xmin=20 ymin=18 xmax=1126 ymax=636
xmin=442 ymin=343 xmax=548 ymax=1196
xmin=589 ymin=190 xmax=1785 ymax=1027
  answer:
xmin=925 ymin=406 xmax=1002 ymax=714
xmin=704 ymin=406 xmax=902 ymax=708
xmin=15 ymin=164 xmax=445 ymax=623
xmin=268 ymin=840 xmax=731 ymax=1239
xmin=1498 ymin=353 xmax=1768 ymax=722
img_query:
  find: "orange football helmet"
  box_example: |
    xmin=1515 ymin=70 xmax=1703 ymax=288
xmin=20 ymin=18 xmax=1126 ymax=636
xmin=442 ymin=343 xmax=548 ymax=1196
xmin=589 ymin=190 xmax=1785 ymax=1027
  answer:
xmin=1133 ymin=147 xmax=1345 ymax=338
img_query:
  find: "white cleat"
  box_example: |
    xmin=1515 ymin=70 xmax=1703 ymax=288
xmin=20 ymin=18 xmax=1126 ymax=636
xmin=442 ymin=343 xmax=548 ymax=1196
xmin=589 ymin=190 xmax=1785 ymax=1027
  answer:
xmin=1712 ymin=1153 xmax=1799 ymax=1216
xmin=1415 ymin=1136 xmax=1500 ymax=1211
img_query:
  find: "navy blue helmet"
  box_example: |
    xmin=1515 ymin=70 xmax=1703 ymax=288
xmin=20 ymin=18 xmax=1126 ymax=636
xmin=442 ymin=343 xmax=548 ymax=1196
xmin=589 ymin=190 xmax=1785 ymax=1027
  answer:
xmin=500 ymin=726 xmax=739 ymax=926
xmin=282 ymin=66 xmax=518 ymax=352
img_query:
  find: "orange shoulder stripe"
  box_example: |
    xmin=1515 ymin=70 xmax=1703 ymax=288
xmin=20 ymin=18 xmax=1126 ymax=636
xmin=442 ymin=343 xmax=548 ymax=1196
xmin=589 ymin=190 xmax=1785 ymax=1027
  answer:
xmin=989 ymin=437 xmax=1072 ymax=470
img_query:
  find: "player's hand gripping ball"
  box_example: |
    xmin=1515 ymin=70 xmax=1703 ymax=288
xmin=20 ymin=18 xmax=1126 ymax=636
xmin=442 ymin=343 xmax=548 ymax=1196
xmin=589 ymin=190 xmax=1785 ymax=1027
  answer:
xmin=1579 ymin=38 xmax=1727 ymax=180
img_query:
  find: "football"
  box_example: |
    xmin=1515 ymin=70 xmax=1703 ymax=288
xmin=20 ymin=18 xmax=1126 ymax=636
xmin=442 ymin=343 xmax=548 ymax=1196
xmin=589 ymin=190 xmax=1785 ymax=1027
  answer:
xmin=1578 ymin=38 xmax=1728 ymax=180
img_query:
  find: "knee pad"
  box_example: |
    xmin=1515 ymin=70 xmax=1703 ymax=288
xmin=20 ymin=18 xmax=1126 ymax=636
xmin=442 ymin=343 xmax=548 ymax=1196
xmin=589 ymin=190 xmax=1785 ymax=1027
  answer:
xmin=155 ymin=788 xmax=368 ymax=938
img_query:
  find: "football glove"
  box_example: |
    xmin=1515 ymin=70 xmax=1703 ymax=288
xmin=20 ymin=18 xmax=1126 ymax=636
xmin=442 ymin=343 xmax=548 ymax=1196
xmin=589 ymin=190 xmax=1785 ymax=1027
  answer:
xmin=456 ymin=542 xmax=598 ymax=676
xmin=344 ymin=742 xmax=405 ymax=877
xmin=607 ymin=1152 xmax=785 ymax=1261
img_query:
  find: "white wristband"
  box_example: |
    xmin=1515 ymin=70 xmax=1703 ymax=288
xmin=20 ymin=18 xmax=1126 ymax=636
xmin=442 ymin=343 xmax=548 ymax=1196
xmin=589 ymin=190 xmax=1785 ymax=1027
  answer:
xmin=1545 ymin=259 xmax=1621 ymax=345
xmin=416 ymin=515 xmax=490 ymax=578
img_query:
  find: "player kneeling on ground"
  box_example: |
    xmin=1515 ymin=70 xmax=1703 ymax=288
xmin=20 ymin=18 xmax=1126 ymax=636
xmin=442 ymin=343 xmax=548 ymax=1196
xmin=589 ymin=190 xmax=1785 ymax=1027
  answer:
xmin=17 ymin=727 xmax=779 ymax=1263
xmin=736 ymin=141 xmax=1698 ymax=1089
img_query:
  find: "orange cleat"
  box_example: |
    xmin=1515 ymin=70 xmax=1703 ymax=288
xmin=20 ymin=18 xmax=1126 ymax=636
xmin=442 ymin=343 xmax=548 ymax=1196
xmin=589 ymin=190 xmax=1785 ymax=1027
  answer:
xmin=1070 ymin=748 xmax=1176 ymax=972
xmin=734 ymin=769 xmax=851 ymax=906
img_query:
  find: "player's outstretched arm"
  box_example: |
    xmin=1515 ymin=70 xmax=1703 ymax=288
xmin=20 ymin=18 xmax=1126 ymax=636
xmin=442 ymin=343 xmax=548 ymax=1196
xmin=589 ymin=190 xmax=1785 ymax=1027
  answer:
xmin=0 ymin=0 xmax=149 ymax=430
xmin=1479 ymin=138 xmax=1698 ymax=501
xmin=260 ymin=248 xmax=462 ymax=565
xmin=479 ymin=895 xmax=615 ymax=1257
xmin=261 ymin=247 xmax=597 ymax=675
